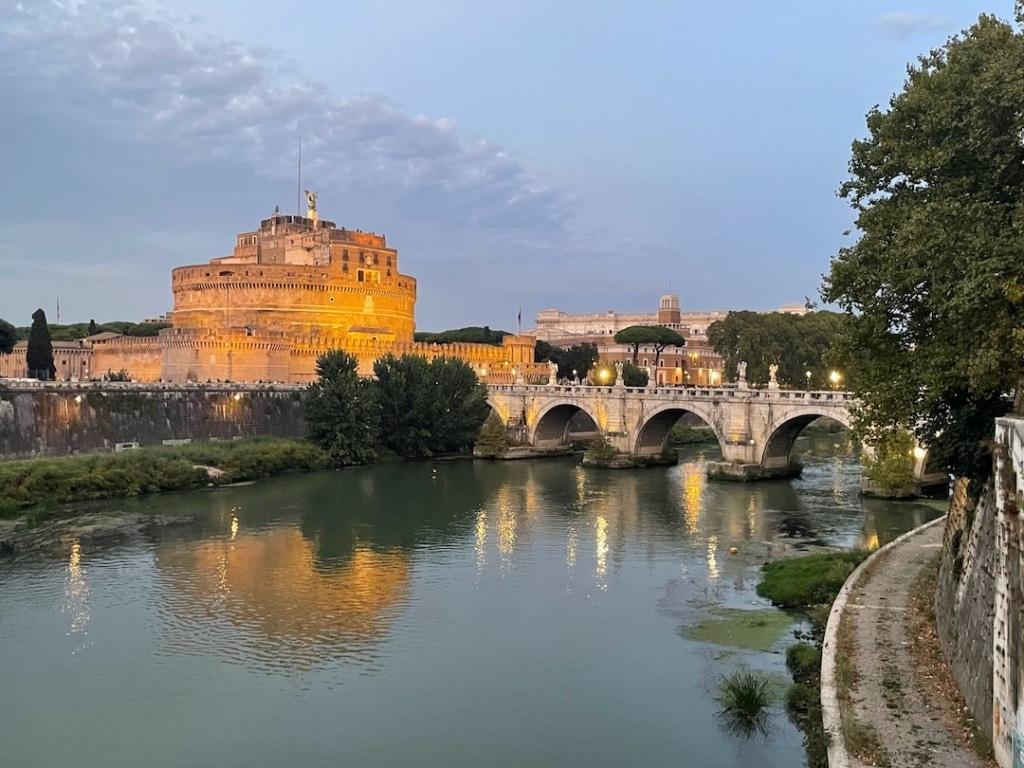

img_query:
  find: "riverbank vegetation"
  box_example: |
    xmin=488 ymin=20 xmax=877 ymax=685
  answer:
xmin=757 ymin=549 xmax=870 ymax=766
xmin=861 ymin=430 xmax=915 ymax=496
xmin=757 ymin=550 xmax=868 ymax=612
xmin=0 ymin=438 xmax=329 ymax=518
xmin=305 ymin=351 xmax=490 ymax=465
xmin=717 ymin=668 xmax=775 ymax=737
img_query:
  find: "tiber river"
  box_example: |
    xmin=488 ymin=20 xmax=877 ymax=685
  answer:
xmin=0 ymin=436 xmax=942 ymax=768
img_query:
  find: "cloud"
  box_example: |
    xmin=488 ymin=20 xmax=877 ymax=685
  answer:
xmin=0 ymin=0 xmax=574 ymax=244
xmin=873 ymin=11 xmax=947 ymax=40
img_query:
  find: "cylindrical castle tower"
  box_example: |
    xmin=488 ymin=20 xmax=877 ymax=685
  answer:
xmin=169 ymin=213 xmax=417 ymax=345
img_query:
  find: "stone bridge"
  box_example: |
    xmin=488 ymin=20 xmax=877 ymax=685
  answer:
xmin=486 ymin=382 xmax=938 ymax=488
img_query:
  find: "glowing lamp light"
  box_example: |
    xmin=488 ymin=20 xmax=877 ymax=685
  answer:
xmin=598 ymin=368 xmax=610 ymax=383
xmin=912 ymin=445 xmax=927 ymax=461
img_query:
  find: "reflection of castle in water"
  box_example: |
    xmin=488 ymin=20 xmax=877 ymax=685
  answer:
xmin=155 ymin=527 xmax=410 ymax=672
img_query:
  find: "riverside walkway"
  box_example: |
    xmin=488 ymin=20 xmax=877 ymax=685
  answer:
xmin=823 ymin=519 xmax=991 ymax=768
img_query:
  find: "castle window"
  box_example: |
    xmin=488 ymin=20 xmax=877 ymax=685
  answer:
xmin=342 ymin=264 xmax=348 ymax=272
xmin=357 ymin=270 xmax=365 ymax=282
xmin=343 ymin=250 xmax=349 ymax=261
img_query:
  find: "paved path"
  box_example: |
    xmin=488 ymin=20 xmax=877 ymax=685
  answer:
xmin=839 ymin=521 xmax=986 ymax=768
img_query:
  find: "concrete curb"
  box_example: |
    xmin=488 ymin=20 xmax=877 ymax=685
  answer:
xmin=820 ymin=514 xmax=948 ymax=768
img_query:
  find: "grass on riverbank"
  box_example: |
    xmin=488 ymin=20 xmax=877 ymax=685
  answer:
xmin=757 ymin=550 xmax=869 ymax=611
xmin=756 ymin=549 xmax=870 ymax=768
xmin=0 ymin=439 xmax=329 ymax=518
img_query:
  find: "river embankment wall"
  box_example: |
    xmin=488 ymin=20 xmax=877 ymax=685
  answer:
xmin=0 ymin=382 xmax=307 ymax=458
xmin=935 ymin=417 xmax=1023 ymax=768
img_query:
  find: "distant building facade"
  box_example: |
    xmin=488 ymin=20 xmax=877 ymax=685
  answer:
xmin=532 ymin=295 xmax=808 ymax=386
xmin=0 ymin=203 xmax=540 ymax=384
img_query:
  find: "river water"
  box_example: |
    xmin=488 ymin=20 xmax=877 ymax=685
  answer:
xmin=0 ymin=438 xmax=942 ymax=768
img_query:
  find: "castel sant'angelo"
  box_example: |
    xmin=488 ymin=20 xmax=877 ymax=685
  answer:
xmin=25 ymin=194 xmax=539 ymax=384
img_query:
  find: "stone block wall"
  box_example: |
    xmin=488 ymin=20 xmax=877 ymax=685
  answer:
xmin=936 ymin=477 xmax=997 ymax=743
xmin=993 ymin=417 xmax=1023 ymax=768
xmin=0 ymin=384 xmax=307 ymax=458
xmin=936 ymin=417 xmax=1024 ymax=768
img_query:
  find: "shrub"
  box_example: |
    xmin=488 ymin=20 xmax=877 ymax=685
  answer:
xmin=475 ymin=412 xmax=510 ymax=457
xmin=786 ymin=643 xmax=821 ymax=685
xmin=585 ymin=434 xmax=619 ymax=462
xmin=862 ymin=429 xmax=915 ymax=494
xmin=718 ymin=668 xmax=774 ymax=737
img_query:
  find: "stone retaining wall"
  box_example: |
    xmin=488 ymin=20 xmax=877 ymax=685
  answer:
xmin=934 ymin=417 xmax=1024 ymax=768
xmin=0 ymin=384 xmax=307 ymax=458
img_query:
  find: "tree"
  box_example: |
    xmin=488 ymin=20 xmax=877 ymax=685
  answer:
xmin=373 ymin=355 xmax=489 ymax=458
xmin=374 ymin=354 xmax=436 ymax=458
xmin=414 ymin=326 xmax=510 ymax=345
xmin=537 ymin=342 xmax=598 ymax=381
xmin=0 ymin=318 xmax=16 ymax=355
xmin=707 ymin=311 xmax=849 ymax=388
xmin=304 ymin=350 xmax=379 ymax=465
xmin=26 ymin=308 xmax=55 ymax=380
xmin=862 ymin=430 xmax=915 ymax=495
xmin=822 ymin=10 xmax=1024 ymax=479
xmin=614 ymin=326 xmax=685 ymax=367
xmin=429 ymin=357 xmax=490 ymax=453
xmin=475 ymin=412 xmax=511 ymax=457
xmin=88 ymin=319 xmax=98 ymax=336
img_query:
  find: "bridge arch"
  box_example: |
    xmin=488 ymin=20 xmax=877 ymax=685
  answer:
xmin=758 ymin=407 xmax=855 ymax=471
xmin=530 ymin=399 xmax=600 ymax=448
xmin=634 ymin=402 xmax=724 ymax=457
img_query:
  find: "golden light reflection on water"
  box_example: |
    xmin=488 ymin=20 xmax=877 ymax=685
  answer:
xmin=863 ymin=530 xmax=880 ymax=552
xmin=706 ymin=534 xmax=720 ymax=581
xmin=595 ymin=515 xmax=609 ymax=590
xmin=63 ymin=542 xmax=91 ymax=648
xmin=566 ymin=521 xmax=578 ymax=573
xmin=497 ymin=504 xmax=517 ymax=559
xmin=681 ymin=464 xmax=705 ymax=533
xmin=474 ymin=509 xmax=488 ymax=571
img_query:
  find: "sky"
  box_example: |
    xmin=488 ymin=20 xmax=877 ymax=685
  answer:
xmin=0 ymin=1 xmax=1010 ymax=331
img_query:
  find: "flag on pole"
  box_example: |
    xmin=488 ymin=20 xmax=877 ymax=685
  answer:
xmin=517 ymin=306 xmax=522 ymax=335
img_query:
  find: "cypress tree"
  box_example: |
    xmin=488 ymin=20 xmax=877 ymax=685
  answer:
xmin=88 ymin=319 xmax=98 ymax=336
xmin=26 ymin=308 xmax=55 ymax=380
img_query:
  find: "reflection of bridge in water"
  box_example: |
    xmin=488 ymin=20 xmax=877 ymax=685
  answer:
xmin=486 ymin=383 xmax=940 ymax=491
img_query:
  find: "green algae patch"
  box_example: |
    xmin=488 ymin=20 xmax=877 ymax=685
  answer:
xmin=688 ymin=607 xmax=794 ymax=651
